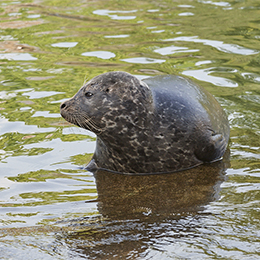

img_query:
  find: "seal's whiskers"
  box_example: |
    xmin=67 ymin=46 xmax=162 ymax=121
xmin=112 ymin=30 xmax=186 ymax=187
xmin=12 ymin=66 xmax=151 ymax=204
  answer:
xmin=83 ymin=75 xmax=90 ymax=86
xmin=81 ymin=113 xmax=104 ymax=134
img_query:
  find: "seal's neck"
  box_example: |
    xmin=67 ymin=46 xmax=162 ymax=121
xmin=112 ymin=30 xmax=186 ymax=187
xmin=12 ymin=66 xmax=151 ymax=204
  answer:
xmin=93 ymin=119 xmax=155 ymax=173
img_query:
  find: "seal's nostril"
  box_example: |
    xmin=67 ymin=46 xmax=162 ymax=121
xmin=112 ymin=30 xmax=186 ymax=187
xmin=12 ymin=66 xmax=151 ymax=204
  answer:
xmin=60 ymin=103 xmax=66 ymax=109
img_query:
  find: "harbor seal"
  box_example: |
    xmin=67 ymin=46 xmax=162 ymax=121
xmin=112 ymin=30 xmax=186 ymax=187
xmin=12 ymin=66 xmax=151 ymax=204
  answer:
xmin=60 ymin=71 xmax=229 ymax=174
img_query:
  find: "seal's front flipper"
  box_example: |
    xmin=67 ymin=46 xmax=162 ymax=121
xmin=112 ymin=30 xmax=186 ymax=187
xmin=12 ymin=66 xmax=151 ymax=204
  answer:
xmin=195 ymin=132 xmax=227 ymax=163
xmin=85 ymin=159 xmax=99 ymax=173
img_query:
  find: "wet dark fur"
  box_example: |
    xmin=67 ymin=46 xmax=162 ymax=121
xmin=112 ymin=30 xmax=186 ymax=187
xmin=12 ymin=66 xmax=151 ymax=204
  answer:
xmin=60 ymin=71 xmax=230 ymax=174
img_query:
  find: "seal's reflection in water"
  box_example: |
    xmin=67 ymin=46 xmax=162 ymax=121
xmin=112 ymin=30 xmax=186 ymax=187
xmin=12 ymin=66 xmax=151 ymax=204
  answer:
xmin=61 ymin=155 xmax=229 ymax=259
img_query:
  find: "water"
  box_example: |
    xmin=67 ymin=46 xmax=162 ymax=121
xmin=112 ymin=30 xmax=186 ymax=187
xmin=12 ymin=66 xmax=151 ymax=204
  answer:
xmin=0 ymin=0 xmax=260 ymax=259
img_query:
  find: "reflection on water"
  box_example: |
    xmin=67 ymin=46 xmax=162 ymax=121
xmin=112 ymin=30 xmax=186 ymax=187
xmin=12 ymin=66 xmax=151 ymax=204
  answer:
xmin=121 ymin=57 xmax=166 ymax=64
xmin=94 ymin=161 xmax=227 ymax=219
xmin=164 ymin=36 xmax=259 ymax=55
xmin=0 ymin=53 xmax=38 ymax=61
xmin=93 ymin=9 xmax=137 ymax=20
xmin=2 ymin=159 xmax=227 ymax=259
xmin=81 ymin=51 xmax=116 ymax=59
xmin=0 ymin=0 xmax=260 ymax=259
xmin=183 ymin=67 xmax=238 ymax=87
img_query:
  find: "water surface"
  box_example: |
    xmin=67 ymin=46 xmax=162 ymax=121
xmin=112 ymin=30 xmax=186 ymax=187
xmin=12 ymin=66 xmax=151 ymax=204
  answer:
xmin=0 ymin=0 xmax=260 ymax=259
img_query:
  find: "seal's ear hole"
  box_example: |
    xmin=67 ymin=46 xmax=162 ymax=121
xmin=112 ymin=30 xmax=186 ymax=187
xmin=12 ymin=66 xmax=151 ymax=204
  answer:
xmin=105 ymin=88 xmax=110 ymax=93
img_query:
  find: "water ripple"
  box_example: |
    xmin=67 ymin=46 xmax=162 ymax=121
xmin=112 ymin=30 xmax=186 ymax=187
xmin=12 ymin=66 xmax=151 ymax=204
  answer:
xmin=154 ymin=45 xmax=199 ymax=55
xmin=164 ymin=36 xmax=259 ymax=55
xmin=183 ymin=68 xmax=238 ymax=87
xmin=0 ymin=53 xmax=37 ymax=61
xmin=81 ymin=51 xmax=116 ymax=59
xmin=121 ymin=57 xmax=166 ymax=64
xmin=93 ymin=9 xmax=137 ymax=20
xmin=51 ymin=42 xmax=78 ymax=48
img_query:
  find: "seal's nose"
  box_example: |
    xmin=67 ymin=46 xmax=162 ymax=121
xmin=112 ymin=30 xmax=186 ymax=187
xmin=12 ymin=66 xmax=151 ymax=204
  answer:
xmin=60 ymin=100 xmax=70 ymax=119
xmin=60 ymin=101 xmax=67 ymax=110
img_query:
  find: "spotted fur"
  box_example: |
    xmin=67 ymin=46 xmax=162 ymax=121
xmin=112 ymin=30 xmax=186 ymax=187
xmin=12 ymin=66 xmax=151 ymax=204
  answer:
xmin=60 ymin=71 xmax=229 ymax=174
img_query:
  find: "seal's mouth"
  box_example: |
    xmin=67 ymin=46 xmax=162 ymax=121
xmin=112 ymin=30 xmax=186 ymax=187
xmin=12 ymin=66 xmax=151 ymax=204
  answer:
xmin=60 ymin=107 xmax=79 ymax=127
xmin=60 ymin=101 xmax=104 ymax=134
xmin=60 ymin=99 xmax=79 ymax=125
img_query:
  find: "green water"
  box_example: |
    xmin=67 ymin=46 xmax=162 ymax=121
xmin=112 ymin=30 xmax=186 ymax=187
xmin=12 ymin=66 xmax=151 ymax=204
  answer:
xmin=0 ymin=0 xmax=260 ymax=259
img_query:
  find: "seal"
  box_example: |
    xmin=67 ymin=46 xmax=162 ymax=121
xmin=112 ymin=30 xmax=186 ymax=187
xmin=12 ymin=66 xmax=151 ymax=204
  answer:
xmin=60 ymin=71 xmax=229 ymax=174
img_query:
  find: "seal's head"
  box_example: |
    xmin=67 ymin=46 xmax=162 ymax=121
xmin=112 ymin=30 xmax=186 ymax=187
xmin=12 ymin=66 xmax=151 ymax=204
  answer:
xmin=60 ymin=71 xmax=153 ymax=135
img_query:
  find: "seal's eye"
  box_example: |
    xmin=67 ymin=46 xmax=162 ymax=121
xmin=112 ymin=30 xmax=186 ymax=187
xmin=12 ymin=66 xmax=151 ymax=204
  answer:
xmin=85 ymin=92 xmax=93 ymax=98
xmin=105 ymin=88 xmax=110 ymax=93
